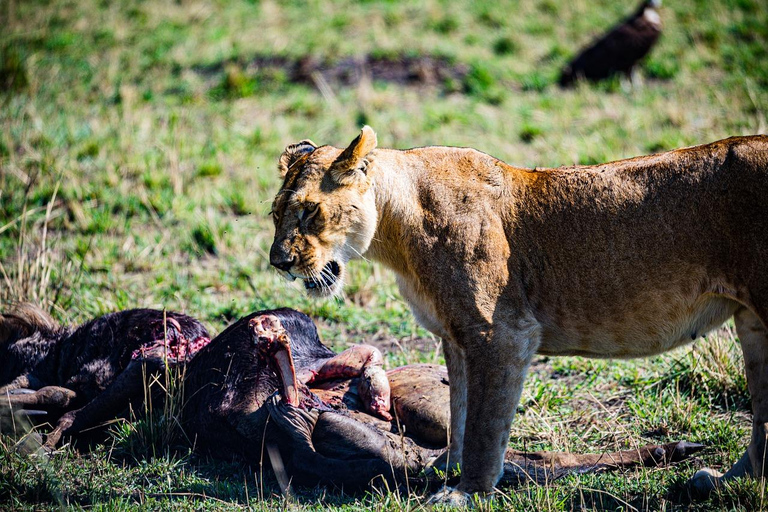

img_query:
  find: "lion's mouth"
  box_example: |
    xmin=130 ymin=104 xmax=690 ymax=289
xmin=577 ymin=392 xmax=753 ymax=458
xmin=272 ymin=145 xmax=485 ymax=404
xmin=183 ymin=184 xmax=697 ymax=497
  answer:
xmin=303 ymin=260 xmax=340 ymax=290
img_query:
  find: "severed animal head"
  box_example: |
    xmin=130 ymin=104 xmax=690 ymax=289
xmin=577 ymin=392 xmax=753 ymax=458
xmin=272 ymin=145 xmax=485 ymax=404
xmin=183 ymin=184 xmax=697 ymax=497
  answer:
xmin=269 ymin=126 xmax=378 ymax=297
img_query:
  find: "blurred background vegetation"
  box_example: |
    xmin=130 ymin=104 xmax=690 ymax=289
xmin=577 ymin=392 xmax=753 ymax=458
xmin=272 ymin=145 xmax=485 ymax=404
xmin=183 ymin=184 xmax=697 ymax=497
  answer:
xmin=0 ymin=0 xmax=766 ymax=509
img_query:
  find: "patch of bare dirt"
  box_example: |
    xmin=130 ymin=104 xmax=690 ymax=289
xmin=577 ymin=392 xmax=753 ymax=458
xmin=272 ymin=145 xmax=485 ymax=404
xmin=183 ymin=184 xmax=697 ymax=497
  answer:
xmin=194 ymin=52 xmax=468 ymax=92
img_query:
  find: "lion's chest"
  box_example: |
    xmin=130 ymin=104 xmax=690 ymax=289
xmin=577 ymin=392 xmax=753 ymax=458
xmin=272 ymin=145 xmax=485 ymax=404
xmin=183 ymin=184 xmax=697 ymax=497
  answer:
xmin=536 ymin=295 xmax=739 ymax=358
xmin=395 ymin=275 xmax=450 ymax=340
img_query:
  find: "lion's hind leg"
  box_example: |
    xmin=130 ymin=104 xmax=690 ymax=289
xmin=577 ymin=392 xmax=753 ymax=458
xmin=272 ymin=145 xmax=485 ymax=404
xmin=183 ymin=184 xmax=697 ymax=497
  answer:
xmin=689 ymin=306 xmax=768 ymax=494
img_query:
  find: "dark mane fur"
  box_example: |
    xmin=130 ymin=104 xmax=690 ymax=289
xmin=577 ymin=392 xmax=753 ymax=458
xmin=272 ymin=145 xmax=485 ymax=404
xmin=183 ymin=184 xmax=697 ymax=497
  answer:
xmin=0 ymin=302 xmax=61 ymax=342
xmin=0 ymin=303 xmax=65 ymax=385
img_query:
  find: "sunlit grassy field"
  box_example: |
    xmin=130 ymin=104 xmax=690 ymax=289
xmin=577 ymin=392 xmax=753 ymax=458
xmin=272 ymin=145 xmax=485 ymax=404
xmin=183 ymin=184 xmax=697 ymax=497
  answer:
xmin=1 ymin=0 xmax=767 ymax=509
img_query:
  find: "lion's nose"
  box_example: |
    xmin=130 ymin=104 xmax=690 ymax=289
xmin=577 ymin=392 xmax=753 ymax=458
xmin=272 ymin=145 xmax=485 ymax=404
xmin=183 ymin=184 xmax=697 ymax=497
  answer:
xmin=270 ymin=252 xmax=296 ymax=272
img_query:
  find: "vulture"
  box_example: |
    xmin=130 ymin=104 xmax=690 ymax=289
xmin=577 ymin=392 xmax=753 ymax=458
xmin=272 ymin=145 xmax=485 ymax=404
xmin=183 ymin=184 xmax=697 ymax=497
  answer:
xmin=559 ymin=0 xmax=662 ymax=87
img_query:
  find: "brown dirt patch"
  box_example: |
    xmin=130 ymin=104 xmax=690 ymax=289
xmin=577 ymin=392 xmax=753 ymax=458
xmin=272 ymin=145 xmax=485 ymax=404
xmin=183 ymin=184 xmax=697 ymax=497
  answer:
xmin=194 ymin=53 xmax=469 ymax=93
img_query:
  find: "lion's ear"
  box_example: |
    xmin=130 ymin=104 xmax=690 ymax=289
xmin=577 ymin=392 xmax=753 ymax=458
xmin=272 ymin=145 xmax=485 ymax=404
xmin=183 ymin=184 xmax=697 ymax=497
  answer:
xmin=330 ymin=126 xmax=377 ymax=186
xmin=278 ymin=140 xmax=317 ymax=177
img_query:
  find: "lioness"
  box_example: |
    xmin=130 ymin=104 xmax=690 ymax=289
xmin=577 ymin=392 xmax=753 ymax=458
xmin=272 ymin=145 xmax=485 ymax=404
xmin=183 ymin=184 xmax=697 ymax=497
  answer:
xmin=269 ymin=126 xmax=768 ymax=504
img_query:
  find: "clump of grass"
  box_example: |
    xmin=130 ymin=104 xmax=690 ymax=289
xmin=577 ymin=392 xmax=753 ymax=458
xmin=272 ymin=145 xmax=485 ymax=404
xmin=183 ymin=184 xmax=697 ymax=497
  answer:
xmin=493 ymin=36 xmax=518 ymax=56
xmin=521 ymin=71 xmax=551 ymax=92
xmin=463 ymin=63 xmax=494 ymax=95
xmin=112 ymin=320 xmax=192 ymax=461
xmin=644 ymin=57 xmax=679 ymax=80
xmin=519 ymin=123 xmax=544 ymax=143
xmin=208 ymin=63 xmax=255 ymax=99
xmin=0 ymin=44 xmax=28 ymax=92
xmin=475 ymin=8 xmax=503 ymax=28
xmin=0 ymin=438 xmax=61 ymax=505
xmin=429 ymin=15 xmax=459 ymax=34
xmin=76 ymin=139 xmax=100 ymax=161
xmin=209 ymin=63 xmax=292 ymax=100
xmin=197 ymin=160 xmax=223 ymax=178
xmin=188 ymin=223 xmax=218 ymax=256
xmin=674 ymin=327 xmax=749 ymax=410
xmin=224 ymin=190 xmax=250 ymax=216
xmin=463 ymin=63 xmax=505 ymax=104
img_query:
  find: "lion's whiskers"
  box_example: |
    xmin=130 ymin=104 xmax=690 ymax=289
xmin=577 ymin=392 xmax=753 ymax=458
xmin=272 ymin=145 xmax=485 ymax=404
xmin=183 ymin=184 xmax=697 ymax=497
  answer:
xmin=344 ymin=242 xmax=370 ymax=263
xmin=347 ymin=229 xmax=382 ymax=244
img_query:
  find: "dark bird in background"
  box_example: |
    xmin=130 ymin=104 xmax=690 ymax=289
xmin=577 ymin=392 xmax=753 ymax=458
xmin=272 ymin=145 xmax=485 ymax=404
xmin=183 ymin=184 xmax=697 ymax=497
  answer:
xmin=559 ymin=0 xmax=662 ymax=87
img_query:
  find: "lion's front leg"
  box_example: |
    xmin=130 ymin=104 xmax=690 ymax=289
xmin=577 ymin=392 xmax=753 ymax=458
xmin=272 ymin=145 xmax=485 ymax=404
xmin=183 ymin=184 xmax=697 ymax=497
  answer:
xmin=460 ymin=342 xmax=534 ymax=493
xmin=438 ymin=322 xmax=538 ymax=500
xmin=690 ymin=306 xmax=768 ymax=494
xmin=429 ymin=339 xmax=466 ymax=474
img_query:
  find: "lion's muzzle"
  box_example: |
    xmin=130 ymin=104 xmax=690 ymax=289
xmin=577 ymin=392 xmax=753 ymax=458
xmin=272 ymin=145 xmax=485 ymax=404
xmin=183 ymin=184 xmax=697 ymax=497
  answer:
xmin=270 ymin=242 xmax=296 ymax=272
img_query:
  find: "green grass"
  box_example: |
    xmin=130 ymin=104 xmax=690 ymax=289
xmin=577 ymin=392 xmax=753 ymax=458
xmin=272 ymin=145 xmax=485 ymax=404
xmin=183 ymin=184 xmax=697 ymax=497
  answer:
xmin=1 ymin=0 xmax=766 ymax=509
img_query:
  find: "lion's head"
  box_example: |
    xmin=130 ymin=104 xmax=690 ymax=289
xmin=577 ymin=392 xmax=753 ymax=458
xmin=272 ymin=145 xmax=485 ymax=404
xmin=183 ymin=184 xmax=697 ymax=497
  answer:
xmin=269 ymin=126 xmax=378 ymax=297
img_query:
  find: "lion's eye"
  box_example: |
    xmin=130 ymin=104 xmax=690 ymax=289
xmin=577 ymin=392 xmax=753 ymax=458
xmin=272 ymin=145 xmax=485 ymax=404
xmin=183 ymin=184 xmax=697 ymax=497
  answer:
xmin=298 ymin=204 xmax=319 ymax=223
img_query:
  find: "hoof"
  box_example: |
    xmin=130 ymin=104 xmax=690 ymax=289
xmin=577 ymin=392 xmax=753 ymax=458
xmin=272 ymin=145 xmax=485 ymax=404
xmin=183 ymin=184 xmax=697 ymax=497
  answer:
xmin=265 ymin=393 xmax=319 ymax=448
xmin=426 ymin=487 xmax=474 ymax=508
xmin=668 ymin=441 xmax=706 ymax=461
xmin=687 ymin=467 xmax=723 ymax=496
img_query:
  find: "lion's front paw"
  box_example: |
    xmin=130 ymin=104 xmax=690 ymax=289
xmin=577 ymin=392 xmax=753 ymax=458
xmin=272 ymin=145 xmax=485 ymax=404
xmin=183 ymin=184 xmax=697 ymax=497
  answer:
xmin=425 ymin=486 xmax=492 ymax=508
xmin=426 ymin=487 xmax=471 ymax=508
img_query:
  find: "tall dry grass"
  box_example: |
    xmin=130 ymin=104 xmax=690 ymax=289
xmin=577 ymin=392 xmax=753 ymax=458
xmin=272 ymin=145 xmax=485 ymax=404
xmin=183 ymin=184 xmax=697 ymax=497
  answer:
xmin=0 ymin=179 xmax=80 ymax=316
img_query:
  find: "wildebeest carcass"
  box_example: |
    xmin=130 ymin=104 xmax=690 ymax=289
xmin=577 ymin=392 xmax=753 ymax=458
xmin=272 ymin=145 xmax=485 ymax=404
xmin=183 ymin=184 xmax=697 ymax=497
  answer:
xmin=0 ymin=302 xmax=210 ymax=449
xmin=559 ymin=0 xmax=662 ymax=87
xmin=181 ymin=308 xmax=391 ymax=467
xmin=182 ymin=308 xmax=703 ymax=491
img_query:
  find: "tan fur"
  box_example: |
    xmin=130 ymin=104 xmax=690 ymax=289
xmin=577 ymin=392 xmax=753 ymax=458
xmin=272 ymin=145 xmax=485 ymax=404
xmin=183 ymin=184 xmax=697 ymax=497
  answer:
xmin=270 ymin=127 xmax=768 ymax=499
xmin=0 ymin=302 xmax=59 ymax=342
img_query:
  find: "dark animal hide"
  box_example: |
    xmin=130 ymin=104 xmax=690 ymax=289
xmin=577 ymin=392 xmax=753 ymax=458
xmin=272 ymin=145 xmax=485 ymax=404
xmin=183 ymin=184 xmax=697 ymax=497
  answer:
xmin=0 ymin=303 xmax=209 ymax=447
xmin=181 ymin=307 xmax=333 ymax=461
